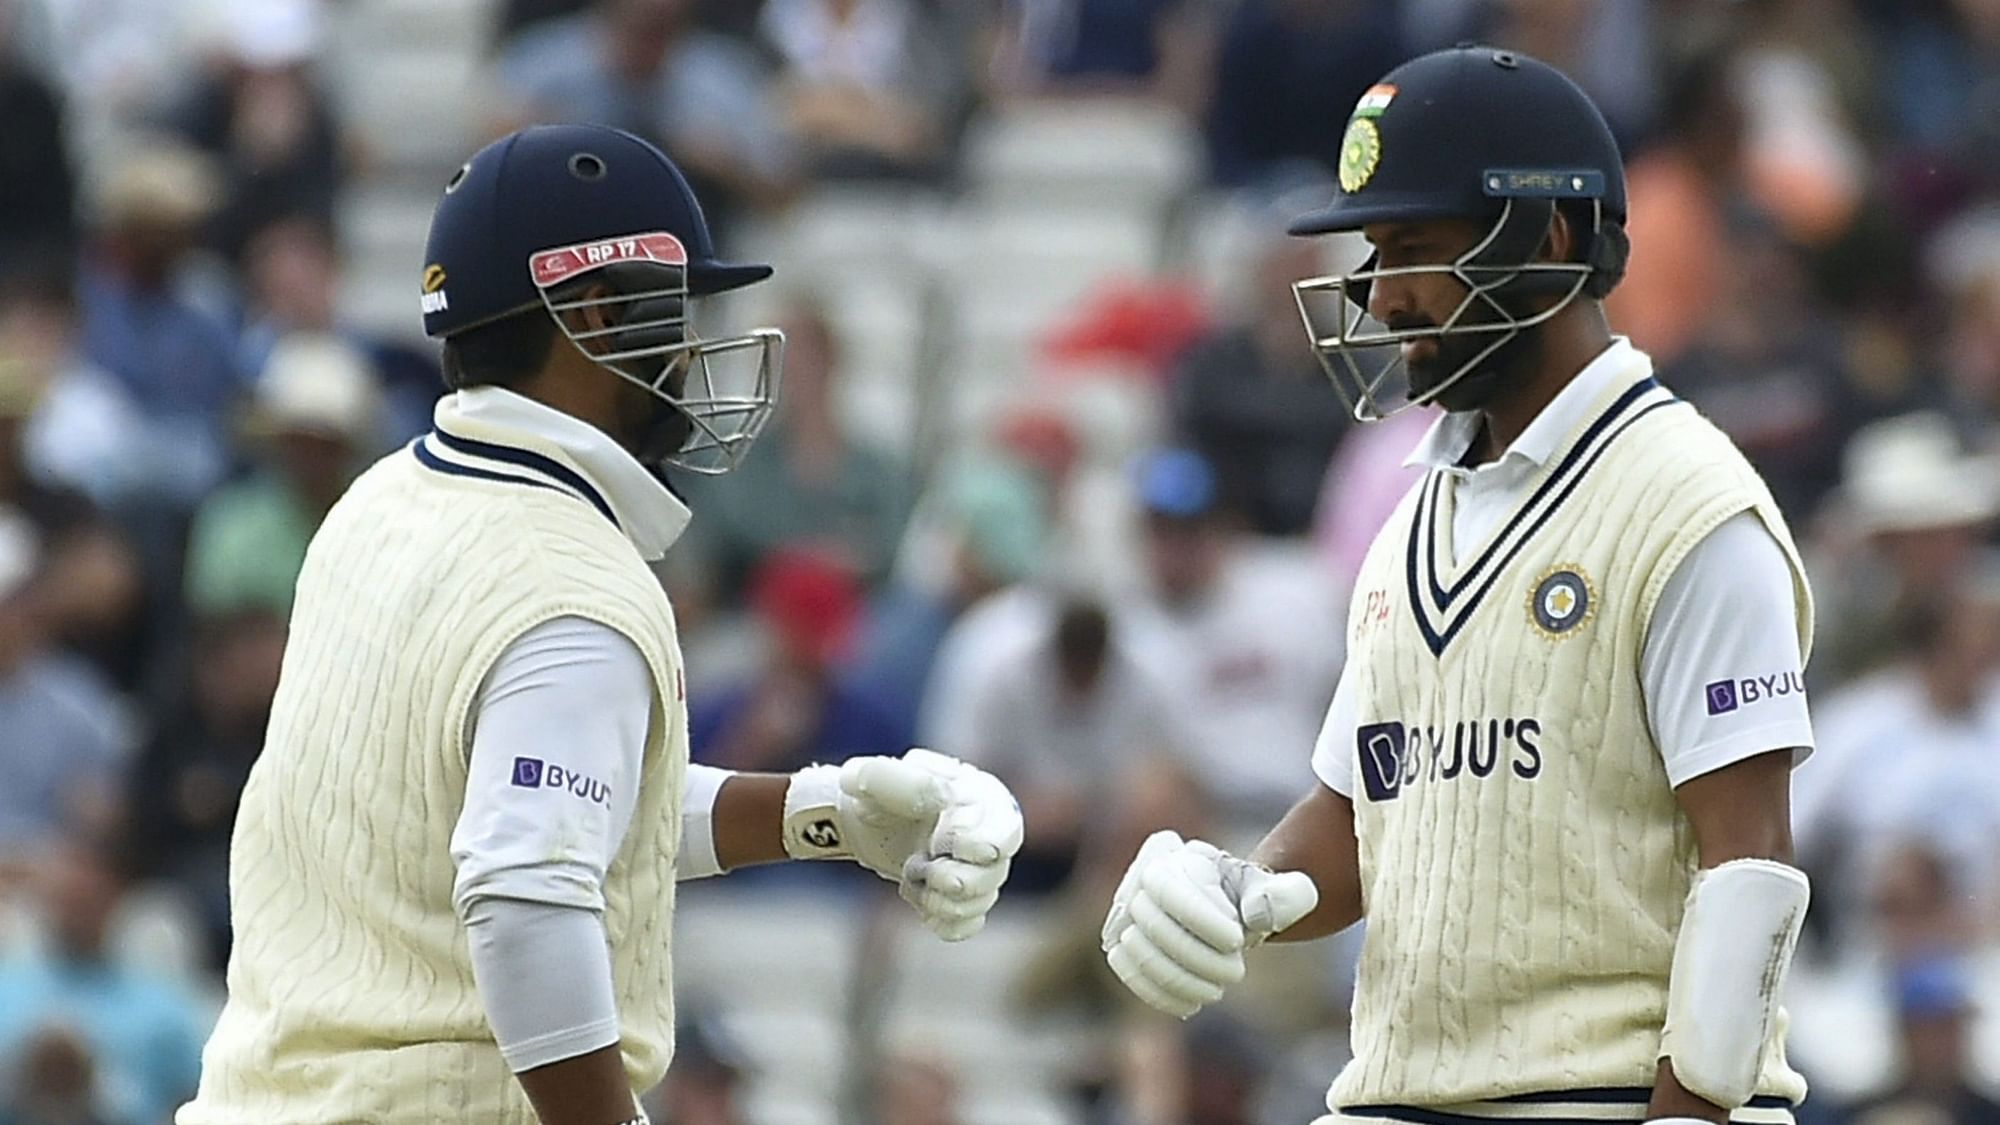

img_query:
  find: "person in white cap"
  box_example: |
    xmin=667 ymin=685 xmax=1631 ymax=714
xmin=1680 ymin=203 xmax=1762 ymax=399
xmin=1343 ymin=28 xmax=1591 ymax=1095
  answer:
xmin=183 ymin=333 xmax=381 ymax=618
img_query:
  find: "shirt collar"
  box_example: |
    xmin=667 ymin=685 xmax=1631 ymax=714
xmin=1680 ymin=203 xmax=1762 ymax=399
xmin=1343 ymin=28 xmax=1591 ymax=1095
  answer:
xmin=433 ymin=387 xmax=691 ymax=560
xmin=1404 ymin=337 xmax=1646 ymax=473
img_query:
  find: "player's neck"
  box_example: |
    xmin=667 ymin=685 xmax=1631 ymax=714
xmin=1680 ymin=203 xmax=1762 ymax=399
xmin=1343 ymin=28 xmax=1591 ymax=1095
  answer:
xmin=1472 ymin=308 xmax=1613 ymax=462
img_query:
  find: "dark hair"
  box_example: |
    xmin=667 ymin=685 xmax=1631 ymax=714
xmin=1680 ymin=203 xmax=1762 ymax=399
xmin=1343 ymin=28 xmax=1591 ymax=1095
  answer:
xmin=439 ymin=307 xmax=559 ymax=390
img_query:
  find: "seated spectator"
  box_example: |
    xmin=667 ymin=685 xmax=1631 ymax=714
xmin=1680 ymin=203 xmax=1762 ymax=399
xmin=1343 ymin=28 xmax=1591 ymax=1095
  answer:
xmin=855 ymin=453 xmax=1049 ymax=741
xmin=1841 ymin=954 xmax=2000 ymax=1125
xmin=493 ymin=0 xmax=795 ymax=235
xmin=957 ymin=596 xmax=1186 ymax=892
xmin=1170 ymin=231 xmax=1350 ymax=535
xmin=679 ymin=299 xmax=913 ymax=599
xmin=1809 ymin=413 xmax=2000 ymax=685
xmin=0 ymin=346 xmax=146 ymax=695
xmin=0 ymin=532 xmax=129 ymax=863
xmin=642 ymin=1010 xmax=747 ymax=1125
xmin=0 ymin=840 xmax=207 ymax=1125
xmin=233 ymin=214 xmax=440 ymax=443
xmin=158 ymin=0 xmax=344 ymax=260
xmin=758 ymin=0 xmax=958 ymax=181
xmin=1309 ymin=403 xmax=1429 ymax=588
xmin=691 ymin=549 xmax=906 ymax=775
xmin=0 ymin=12 xmax=77 ymax=265
xmin=1 ymin=1025 xmax=108 ymax=1125
xmin=1120 ymin=448 xmax=1342 ymax=837
xmin=875 ymin=1051 xmax=960 ymax=1125
xmin=1606 ymin=49 xmax=1757 ymax=368
xmin=984 ymin=0 xmax=1212 ymax=107
xmin=1660 ymin=211 xmax=1884 ymax=523
xmin=1203 ymin=0 xmax=1405 ymax=189
xmin=75 ymin=144 xmax=238 ymax=511
xmin=121 ymin=609 xmax=287 ymax=969
xmin=184 ymin=334 xmax=380 ymax=619
xmin=1795 ymin=567 xmax=2000 ymax=944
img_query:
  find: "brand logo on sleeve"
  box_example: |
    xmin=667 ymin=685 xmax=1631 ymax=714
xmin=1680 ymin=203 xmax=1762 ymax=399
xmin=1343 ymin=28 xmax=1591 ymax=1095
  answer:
xmin=509 ymin=756 xmax=612 ymax=806
xmin=1704 ymin=672 xmax=1805 ymax=716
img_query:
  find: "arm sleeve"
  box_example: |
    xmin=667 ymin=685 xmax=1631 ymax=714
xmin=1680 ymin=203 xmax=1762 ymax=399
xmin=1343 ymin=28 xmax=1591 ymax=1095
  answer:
xmin=1641 ymin=511 xmax=1815 ymax=788
xmin=676 ymin=763 xmax=731 ymax=881
xmin=450 ymin=615 xmax=653 ymax=916
xmin=1309 ymin=660 xmax=1360 ymax=798
xmin=465 ymin=896 xmax=621 ymax=1072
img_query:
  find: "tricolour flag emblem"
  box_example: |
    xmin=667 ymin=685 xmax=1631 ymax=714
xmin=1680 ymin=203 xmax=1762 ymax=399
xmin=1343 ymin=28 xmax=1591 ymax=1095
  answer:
xmin=1354 ymin=84 xmax=1397 ymax=117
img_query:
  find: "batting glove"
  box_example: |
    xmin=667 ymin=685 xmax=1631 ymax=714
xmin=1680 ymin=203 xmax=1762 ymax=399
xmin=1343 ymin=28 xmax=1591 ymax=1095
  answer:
xmin=783 ymin=748 xmax=1025 ymax=941
xmin=1101 ymin=830 xmax=1319 ymax=1018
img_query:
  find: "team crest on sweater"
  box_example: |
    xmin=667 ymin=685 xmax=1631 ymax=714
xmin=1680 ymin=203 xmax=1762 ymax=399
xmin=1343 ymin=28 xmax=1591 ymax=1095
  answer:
xmin=1527 ymin=565 xmax=1595 ymax=637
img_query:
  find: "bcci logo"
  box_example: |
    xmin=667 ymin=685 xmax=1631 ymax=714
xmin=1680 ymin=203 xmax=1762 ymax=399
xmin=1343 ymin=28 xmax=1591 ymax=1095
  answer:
xmin=1356 ymin=722 xmax=1408 ymax=802
xmin=1528 ymin=566 xmax=1594 ymax=638
xmin=420 ymin=263 xmax=449 ymax=315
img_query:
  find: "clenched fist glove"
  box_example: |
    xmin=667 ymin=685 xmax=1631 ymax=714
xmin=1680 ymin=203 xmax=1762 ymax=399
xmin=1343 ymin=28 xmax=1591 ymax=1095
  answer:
xmin=1101 ymin=830 xmax=1320 ymax=1018
xmin=783 ymin=748 xmax=1025 ymax=941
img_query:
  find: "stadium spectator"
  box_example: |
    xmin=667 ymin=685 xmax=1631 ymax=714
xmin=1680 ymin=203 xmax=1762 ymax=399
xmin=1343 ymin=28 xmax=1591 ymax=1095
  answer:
xmin=855 ymin=452 xmax=1049 ymax=741
xmin=159 ymin=0 xmax=345 ymax=261
xmin=1169 ymin=231 xmax=1349 ymax=535
xmin=75 ymin=144 xmax=238 ymax=512
xmin=122 ymin=608 xmax=288 ymax=970
xmin=690 ymin=549 xmax=906 ymax=775
xmin=1809 ymin=413 xmax=2000 ymax=685
xmin=0 ymin=3 xmax=76 ymax=265
xmin=184 ymin=334 xmax=380 ymax=619
xmin=0 ymin=1025 xmax=107 ymax=1125
xmin=957 ymin=596 xmax=1184 ymax=892
xmin=1837 ymin=954 xmax=2000 ymax=1125
xmin=643 ymin=1011 xmax=746 ymax=1125
xmin=0 ymin=529 xmax=129 ymax=861
xmin=982 ymin=0 xmax=1213 ymax=108
xmin=0 ymin=840 xmax=207 ymax=1125
xmin=1606 ymin=48 xmax=1757 ymax=367
xmin=1795 ymin=565 xmax=2000 ymax=944
xmin=492 ymin=0 xmax=795 ymax=234
xmin=1308 ymin=404 xmax=1430 ymax=588
xmin=875 ymin=1051 xmax=961 ymax=1125
xmin=758 ymin=0 xmax=959 ymax=182
xmin=1202 ymin=0 xmax=1405 ymax=189
xmin=1120 ymin=448 xmax=1341 ymax=835
xmin=679 ymin=299 xmax=914 ymax=600
xmin=232 ymin=214 xmax=440 ymax=444
xmin=1659 ymin=211 xmax=1882 ymax=522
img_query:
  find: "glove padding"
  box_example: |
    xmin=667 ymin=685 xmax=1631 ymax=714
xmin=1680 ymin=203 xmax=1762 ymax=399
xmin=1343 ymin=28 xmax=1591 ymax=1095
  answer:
xmin=1101 ymin=830 xmax=1319 ymax=1019
xmin=783 ymin=748 xmax=1024 ymax=941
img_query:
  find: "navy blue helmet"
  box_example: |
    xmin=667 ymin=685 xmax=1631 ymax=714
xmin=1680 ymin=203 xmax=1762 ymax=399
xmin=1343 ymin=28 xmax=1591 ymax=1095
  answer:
xmin=421 ymin=124 xmax=781 ymax=473
xmin=1288 ymin=45 xmax=1630 ymax=419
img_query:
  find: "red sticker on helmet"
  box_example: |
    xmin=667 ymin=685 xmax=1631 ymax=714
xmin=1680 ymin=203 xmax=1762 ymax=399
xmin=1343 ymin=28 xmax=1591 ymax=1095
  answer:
xmin=529 ymin=232 xmax=688 ymax=289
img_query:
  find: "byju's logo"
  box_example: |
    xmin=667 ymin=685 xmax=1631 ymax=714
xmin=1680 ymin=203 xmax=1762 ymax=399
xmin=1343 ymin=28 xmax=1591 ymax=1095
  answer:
xmin=1356 ymin=717 xmax=1544 ymax=802
xmin=1357 ymin=722 xmax=1408 ymax=802
xmin=1704 ymin=672 xmax=1805 ymax=716
xmin=509 ymin=756 xmax=612 ymax=806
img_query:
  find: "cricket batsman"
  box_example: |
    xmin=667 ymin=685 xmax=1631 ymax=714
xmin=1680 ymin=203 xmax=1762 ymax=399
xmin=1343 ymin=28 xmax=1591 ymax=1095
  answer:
xmin=178 ymin=123 xmax=1024 ymax=1124
xmin=1101 ymin=46 xmax=1815 ymax=1125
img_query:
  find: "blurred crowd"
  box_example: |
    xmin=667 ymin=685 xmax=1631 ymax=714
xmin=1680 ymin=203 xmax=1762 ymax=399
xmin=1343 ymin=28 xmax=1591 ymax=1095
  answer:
xmin=0 ymin=0 xmax=1996 ymax=1122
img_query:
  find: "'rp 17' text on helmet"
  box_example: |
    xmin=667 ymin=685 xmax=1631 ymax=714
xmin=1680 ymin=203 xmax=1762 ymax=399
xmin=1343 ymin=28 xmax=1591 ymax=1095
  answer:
xmin=421 ymin=123 xmax=781 ymax=474
xmin=1287 ymin=45 xmax=1630 ymax=420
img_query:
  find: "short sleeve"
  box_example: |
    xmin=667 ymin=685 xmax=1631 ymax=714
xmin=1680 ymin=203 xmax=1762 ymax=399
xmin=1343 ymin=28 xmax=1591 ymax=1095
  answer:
xmin=1309 ymin=660 xmax=1361 ymax=797
xmin=1641 ymin=511 xmax=1814 ymax=787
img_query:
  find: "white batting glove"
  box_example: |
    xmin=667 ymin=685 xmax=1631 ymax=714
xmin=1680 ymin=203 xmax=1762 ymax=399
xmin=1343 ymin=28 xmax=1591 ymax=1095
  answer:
xmin=783 ymin=748 xmax=1025 ymax=941
xmin=1101 ymin=830 xmax=1319 ymax=1019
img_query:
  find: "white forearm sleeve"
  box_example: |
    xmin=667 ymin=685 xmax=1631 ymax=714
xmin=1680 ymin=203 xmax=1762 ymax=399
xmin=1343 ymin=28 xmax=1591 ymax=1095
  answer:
xmin=1658 ymin=859 xmax=1810 ymax=1109
xmin=466 ymin=897 xmax=621 ymax=1072
xmin=676 ymin=764 xmax=731 ymax=880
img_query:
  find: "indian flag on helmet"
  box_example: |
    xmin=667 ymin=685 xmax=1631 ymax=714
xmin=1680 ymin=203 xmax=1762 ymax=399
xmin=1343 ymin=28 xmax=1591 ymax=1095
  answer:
xmin=1354 ymin=84 xmax=1397 ymax=117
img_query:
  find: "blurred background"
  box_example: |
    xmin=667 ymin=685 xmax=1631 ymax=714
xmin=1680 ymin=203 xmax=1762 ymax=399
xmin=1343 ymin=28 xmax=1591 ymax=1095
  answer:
xmin=0 ymin=0 xmax=1995 ymax=1122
